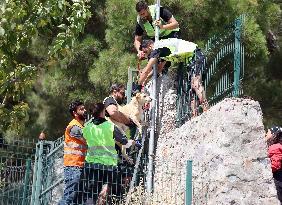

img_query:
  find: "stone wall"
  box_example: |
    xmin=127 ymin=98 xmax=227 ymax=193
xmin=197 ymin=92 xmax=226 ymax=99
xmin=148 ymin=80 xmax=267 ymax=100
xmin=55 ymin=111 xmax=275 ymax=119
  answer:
xmin=153 ymin=97 xmax=279 ymax=205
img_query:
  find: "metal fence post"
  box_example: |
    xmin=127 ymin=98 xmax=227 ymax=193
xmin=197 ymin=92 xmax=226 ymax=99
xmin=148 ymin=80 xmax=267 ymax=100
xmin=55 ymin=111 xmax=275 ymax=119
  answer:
xmin=147 ymin=0 xmax=160 ymax=193
xmin=127 ymin=67 xmax=133 ymax=104
xmin=30 ymin=142 xmax=39 ymax=205
xmin=31 ymin=141 xmax=44 ymax=205
xmin=22 ymin=158 xmax=31 ymax=205
xmin=233 ymin=16 xmax=242 ymax=97
xmin=186 ymin=160 xmax=192 ymax=205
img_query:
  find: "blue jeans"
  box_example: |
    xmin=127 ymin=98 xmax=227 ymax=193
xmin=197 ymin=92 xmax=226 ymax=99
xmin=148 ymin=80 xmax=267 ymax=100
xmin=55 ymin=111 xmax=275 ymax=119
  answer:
xmin=58 ymin=166 xmax=83 ymax=205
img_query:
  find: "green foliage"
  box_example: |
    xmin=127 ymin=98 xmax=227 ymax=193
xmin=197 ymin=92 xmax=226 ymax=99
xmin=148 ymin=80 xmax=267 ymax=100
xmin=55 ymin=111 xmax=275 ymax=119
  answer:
xmin=0 ymin=0 xmax=91 ymax=139
xmin=0 ymin=0 xmax=281 ymax=139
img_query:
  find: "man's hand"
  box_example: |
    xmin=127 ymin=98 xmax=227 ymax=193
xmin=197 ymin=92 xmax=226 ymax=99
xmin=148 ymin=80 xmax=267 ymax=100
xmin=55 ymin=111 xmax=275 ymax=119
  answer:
xmin=154 ymin=20 xmax=163 ymax=29
xmin=126 ymin=118 xmax=137 ymax=129
xmin=137 ymin=50 xmax=146 ymax=60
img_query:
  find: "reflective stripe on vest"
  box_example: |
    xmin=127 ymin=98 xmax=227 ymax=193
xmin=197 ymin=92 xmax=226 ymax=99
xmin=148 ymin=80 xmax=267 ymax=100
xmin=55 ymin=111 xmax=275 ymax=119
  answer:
xmin=88 ymin=146 xmax=116 ymax=151
xmin=137 ymin=5 xmax=179 ymax=38
xmin=63 ymin=119 xmax=86 ymax=167
xmin=83 ymin=121 xmax=118 ymax=166
xmin=87 ymin=150 xmax=118 ymax=159
xmin=64 ymin=150 xmax=86 ymax=156
xmin=64 ymin=142 xmax=87 ymax=150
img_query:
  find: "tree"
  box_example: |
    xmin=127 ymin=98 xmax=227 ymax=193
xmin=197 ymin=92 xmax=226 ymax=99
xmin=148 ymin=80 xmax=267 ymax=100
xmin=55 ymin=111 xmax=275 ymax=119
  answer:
xmin=0 ymin=0 xmax=91 ymax=139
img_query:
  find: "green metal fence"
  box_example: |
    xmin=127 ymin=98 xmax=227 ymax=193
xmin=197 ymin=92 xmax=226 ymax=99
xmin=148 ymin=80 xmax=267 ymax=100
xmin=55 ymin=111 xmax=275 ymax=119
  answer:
xmin=0 ymin=138 xmax=36 ymax=205
xmin=176 ymin=15 xmax=245 ymax=126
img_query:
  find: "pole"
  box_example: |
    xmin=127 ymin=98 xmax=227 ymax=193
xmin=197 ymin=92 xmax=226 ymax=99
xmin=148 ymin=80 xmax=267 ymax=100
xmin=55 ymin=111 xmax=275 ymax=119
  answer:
xmin=185 ymin=160 xmax=192 ymax=205
xmin=147 ymin=0 xmax=160 ymax=193
xmin=233 ymin=16 xmax=241 ymax=97
xmin=22 ymin=158 xmax=31 ymax=205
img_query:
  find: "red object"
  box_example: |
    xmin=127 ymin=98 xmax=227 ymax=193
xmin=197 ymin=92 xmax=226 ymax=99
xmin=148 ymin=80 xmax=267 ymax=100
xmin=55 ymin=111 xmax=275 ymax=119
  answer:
xmin=268 ymin=143 xmax=282 ymax=172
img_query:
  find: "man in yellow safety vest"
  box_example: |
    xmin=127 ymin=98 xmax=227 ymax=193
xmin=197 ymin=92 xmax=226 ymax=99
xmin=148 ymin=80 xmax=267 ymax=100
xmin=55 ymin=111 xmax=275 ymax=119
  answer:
xmin=134 ymin=1 xmax=180 ymax=60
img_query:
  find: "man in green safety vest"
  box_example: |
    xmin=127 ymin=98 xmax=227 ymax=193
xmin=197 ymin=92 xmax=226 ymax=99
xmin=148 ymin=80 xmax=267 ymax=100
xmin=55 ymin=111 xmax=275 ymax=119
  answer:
xmin=135 ymin=38 xmax=209 ymax=116
xmin=79 ymin=102 xmax=129 ymax=204
xmin=134 ymin=1 xmax=180 ymax=60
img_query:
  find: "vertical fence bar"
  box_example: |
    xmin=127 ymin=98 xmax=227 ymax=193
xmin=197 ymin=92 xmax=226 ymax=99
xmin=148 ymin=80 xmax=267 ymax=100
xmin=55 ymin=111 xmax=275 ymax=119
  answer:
xmin=127 ymin=67 xmax=133 ymax=104
xmin=147 ymin=0 xmax=160 ymax=193
xmin=233 ymin=16 xmax=242 ymax=97
xmin=22 ymin=158 xmax=31 ymax=205
xmin=186 ymin=160 xmax=192 ymax=205
xmin=30 ymin=143 xmax=40 ymax=205
xmin=33 ymin=141 xmax=44 ymax=205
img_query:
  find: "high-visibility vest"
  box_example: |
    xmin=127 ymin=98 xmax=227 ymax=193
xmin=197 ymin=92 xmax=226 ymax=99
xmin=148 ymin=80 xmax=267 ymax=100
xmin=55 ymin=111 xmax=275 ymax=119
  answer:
xmin=153 ymin=38 xmax=198 ymax=63
xmin=83 ymin=120 xmax=118 ymax=166
xmin=63 ymin=119 xmax=87 ymax=167
xmin=137 ymin=5 xmax=179 ymax=38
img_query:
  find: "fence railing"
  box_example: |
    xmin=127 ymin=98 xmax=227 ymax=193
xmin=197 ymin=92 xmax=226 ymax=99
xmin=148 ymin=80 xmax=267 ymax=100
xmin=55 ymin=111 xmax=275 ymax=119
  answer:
xmin=176 ymin=15 xmax=245 ymax=126
xmin=0 ymin=138 xmax=36 ymax=205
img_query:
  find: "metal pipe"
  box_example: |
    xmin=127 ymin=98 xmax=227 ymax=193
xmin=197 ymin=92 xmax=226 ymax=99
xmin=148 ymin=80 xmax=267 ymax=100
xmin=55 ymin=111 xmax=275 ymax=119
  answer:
xmin=147 ymin=0 xmax=160 ymax=193
xmin=22 ymin=158 xmax=31 ymax=205
xmin=185 ymin=160 xmax=193 ymax=205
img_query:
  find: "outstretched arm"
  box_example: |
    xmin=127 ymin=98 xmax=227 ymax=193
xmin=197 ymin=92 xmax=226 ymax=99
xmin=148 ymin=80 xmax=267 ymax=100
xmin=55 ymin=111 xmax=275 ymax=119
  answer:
xmin=138 ymin=57 xmax=158 ymax=85
xmin=106 ymin=105 xmax=131 ymax=125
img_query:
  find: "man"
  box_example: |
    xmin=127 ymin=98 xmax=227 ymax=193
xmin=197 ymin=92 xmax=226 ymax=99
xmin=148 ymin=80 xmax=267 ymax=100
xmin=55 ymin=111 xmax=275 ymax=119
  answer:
xmin=134 ymin=1 xmax=180 ymax=60
xmin=80 ymin=102 xmax=129 ymax=204
xmin=135 ymin=38 xmax=209 ymax=114
xmin=103 ymin=83 xmax=137 ymax=139
xmin=59 ymin=100 xmax=87 ymax=205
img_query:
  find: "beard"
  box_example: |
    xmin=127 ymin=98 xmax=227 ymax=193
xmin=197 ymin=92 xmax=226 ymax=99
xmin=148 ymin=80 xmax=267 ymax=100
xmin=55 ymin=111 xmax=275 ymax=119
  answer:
xmin=116 ymin=97 xmax=125 ymax=105
xmin=78 ymin=112 xmax=87 ymax=121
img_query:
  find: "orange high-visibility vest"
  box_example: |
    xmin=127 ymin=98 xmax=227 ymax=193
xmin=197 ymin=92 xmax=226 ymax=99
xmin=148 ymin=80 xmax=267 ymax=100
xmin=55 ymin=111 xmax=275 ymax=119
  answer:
xmin=63 ymin=119 xmax=87 ymax=167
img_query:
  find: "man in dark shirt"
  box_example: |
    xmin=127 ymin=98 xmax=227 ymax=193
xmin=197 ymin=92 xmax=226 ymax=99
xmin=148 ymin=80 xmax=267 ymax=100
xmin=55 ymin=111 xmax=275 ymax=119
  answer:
xmin=134 ymin=39 xmax=171 ymax=89
xmin=134 ymin=1 xmax=180 ymax=60
xmin=103 ymin=83 xmax=136 ymax=134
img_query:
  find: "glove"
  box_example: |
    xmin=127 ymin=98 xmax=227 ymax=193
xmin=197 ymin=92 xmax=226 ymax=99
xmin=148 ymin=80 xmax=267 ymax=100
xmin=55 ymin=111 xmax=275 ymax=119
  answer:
xmin=135 ymin=139 xmax=142 ymax=149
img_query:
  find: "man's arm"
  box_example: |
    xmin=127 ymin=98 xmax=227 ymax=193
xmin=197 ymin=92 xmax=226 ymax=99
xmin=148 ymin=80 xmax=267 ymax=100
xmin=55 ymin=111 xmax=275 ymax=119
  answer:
xmin=106 ymin=104 xmax=131 ymax=125
xmin=113 ymin=126 xmax=128 ymax=145
xmin=69 ymin=125 xmax=86 ymax=144
xmin=161 ymin=16 xmax=179 ymax=30
xmin=138 ymin=57 xmax=158 ymax=85
xmin=134 ymin=35 xmax=146 ymax=60
xmin=155 ymin=7 xmax=179 ymax=30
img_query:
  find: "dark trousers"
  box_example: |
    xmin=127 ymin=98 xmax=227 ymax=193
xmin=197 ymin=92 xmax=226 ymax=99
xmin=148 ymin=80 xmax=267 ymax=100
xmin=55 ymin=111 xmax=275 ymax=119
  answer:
xmin=274 ymin=178 xmax=282 ymax=204
xmin=58 ymin=166 xmax=83 ymax=205
xmin=77 ymin=163 xmax=122 ymax=205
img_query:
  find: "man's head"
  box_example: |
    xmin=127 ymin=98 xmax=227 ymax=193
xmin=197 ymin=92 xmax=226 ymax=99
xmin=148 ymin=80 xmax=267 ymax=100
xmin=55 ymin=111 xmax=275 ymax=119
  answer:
xmin=136 ymin=1 xmax=150 ymax=20
xmin=140 ymin=39 xmax=154 ymax=55
xmin=90 ymin=102 xmax=105 ymax=119
xmin=109 ymin=83 xmax=126 ymax=104
xmin=69 ymin=100 xmax=87 ymax=121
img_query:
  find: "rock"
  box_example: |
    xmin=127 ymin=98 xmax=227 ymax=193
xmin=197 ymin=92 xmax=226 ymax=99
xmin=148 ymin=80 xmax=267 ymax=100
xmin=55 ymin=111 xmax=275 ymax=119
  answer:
xmin=153 ymin=98 xmax=279 ymax=205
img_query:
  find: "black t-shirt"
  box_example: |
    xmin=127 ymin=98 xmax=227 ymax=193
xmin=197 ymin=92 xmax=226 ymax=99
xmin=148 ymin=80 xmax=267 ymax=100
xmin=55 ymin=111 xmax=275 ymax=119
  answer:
xmin=148 ymin=47 xmax=171 ymax=60
xmin=103 ymin=96 xmax=118 ymax=117
xmin=135 ymin=7 xmax=173 ymax=36
xmin=103 ymin=96 xmax=118 ymax=107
